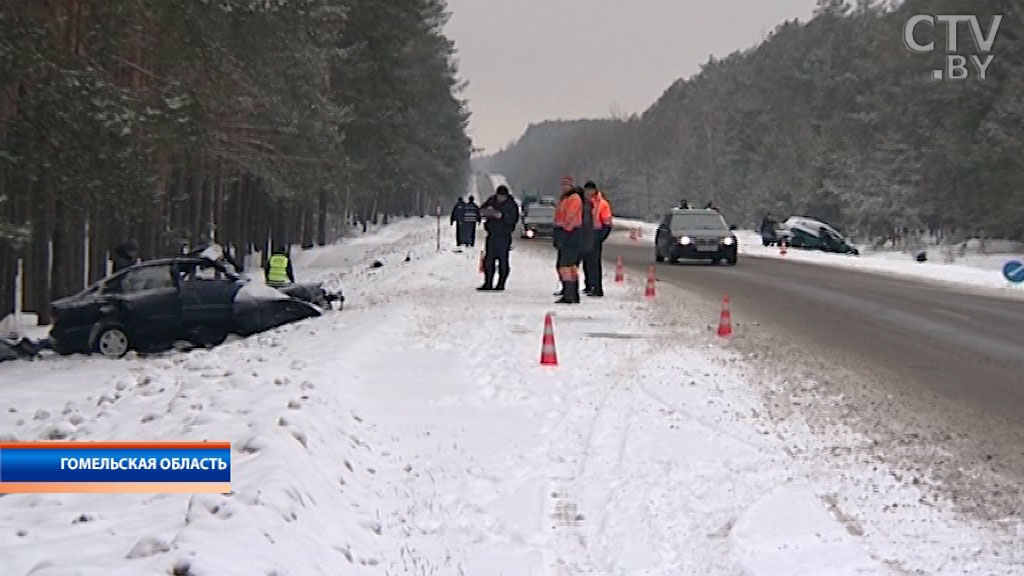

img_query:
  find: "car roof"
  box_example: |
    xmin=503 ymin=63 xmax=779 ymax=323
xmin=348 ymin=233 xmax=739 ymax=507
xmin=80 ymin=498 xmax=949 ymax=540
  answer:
xmin=135 ymin=257 xmax=214 ymax=266
xmin=785 ymin=216 xmax=841 ymax=235
xmin=671 ymin=208 xmax=722 ymax=216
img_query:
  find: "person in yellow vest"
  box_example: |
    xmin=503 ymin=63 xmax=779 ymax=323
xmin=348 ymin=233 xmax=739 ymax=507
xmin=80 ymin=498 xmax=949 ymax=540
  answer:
xmin=264 ymin=247 xmax=295 ymax=287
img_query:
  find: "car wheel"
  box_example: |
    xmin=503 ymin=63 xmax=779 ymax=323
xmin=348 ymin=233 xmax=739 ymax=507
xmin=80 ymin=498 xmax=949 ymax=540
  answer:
xmin=92 ymin=324 xmax=130 ymax=358
xmin=727 ymin=255 xmax=738 ymax=266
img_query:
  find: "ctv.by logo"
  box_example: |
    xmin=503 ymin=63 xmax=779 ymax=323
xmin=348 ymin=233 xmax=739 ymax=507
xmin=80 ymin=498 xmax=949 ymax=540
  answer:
xmin=903 ymin=15 xmax=1002 ymax=80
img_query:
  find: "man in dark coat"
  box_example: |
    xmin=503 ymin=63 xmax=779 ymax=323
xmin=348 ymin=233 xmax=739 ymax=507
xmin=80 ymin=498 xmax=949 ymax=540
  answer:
xmin=461 ymin=195 xmax=481 ymax=247
xmin=112 ymin=241 xmax=140 ymax=273
xmin=477 ymin=186 xmax=520 ymax=291
xmin=450 ymin=198 xmax=466 ymax=246
xmin=760 ymin=213 xmax=778 ymax=246
xmin=582 ymin=182 xmax=612 ymax=297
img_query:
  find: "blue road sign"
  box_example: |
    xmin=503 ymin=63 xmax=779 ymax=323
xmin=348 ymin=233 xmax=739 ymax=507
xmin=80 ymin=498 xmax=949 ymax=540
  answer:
xmin=1003 ymin=260 xmax=1024 ymax=284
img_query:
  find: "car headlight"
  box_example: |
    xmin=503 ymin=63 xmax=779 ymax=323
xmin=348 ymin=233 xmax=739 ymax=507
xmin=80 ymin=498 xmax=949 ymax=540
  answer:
xmin=722 ymin=236 xmax=735 ymax=246
xmin=526 ymin=229 xmax=535 ymax=238
xmin=678 ymin=236 xmax=692 ymax=246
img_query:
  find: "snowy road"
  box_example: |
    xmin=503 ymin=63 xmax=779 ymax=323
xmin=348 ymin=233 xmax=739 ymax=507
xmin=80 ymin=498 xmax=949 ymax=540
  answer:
xmin=609 ymin=235 xmax=1024 ymax=543
xmin=614 ymin=240 xmax=1024 ymax=414
xmin=1 ymin=219 xmax=1021 ymax=575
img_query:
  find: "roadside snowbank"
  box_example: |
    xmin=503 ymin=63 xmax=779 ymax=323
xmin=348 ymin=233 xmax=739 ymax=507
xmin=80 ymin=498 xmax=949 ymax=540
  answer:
xmin=0 ymin=219 xmax=1015 ymax=574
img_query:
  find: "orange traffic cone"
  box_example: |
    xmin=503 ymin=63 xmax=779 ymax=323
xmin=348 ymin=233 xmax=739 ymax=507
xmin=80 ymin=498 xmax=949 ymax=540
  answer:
xmin=614 ymin=256 xmax=624 ymax=283
xmin=645 ymin=265 xmax=656 ymax=298
xmin=540 ymin=313 xmax=558 ymax=366
xmin=479 ymin=251 xmax=485 ymax=273
xmin=779 ymin=238 xmax=788 ymax=256
xmin=717 ymin=294 xmax=733 ymax=338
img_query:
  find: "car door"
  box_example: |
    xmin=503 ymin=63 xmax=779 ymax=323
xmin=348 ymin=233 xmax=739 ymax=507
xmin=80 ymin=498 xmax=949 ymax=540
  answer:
xmin=109 ymin=265 xmax=182 ymax=344
xmin=177 ymin=260 xmax=241 ymax=330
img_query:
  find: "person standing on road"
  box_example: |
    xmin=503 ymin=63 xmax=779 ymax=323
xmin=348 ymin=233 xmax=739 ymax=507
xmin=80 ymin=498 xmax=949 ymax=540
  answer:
xmin=450 ymin=198 xmax=466 ymax=246
xmin=583 ymin=182 xmax=613 ymax=297
xmin=553 ymin=183 xmax=592 ymax=304
xmin=554 ymin=176 xmax=576 ymax=297
xmin=462 ymin=195 xmax=481 ymax=247
xmin=477 ymin=186 xmax=519 ymax=291
xmin=760 ymin=213 xmax=778 ymax=247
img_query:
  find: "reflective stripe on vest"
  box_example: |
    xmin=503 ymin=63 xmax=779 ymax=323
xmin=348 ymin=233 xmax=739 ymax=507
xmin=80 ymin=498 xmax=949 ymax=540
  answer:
xmin=267 ymin=254 xmax=289 ymax=284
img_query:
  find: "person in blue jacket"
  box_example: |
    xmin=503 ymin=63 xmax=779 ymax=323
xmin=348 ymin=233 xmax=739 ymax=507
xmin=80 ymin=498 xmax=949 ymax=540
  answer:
xmin=461 ymin=196 xmax=481 ymax=247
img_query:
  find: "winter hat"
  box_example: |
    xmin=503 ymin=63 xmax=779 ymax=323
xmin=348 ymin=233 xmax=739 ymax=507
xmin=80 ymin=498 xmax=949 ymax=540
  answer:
xmin=583 ymin=181 xmax=597 ymax=190
xmin=496 ymin=185 xmax=509 ymax=196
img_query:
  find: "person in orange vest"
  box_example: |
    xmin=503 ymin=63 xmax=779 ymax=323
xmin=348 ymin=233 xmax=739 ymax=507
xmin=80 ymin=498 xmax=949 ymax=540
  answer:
xmin=553 ymin=176 xmax=577 ymax=298
xmin=552 ymin=177 xmax=593 ymax=303
xmin=582 ymin=181 xmax=613 ymax=297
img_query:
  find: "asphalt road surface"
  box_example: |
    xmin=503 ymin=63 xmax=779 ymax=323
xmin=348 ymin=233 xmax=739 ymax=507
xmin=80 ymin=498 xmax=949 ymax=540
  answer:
xmin=612 ymin=241 xmax=1024 ymax=421
xmin=602 ymin=239 xmax=1024 ymax=526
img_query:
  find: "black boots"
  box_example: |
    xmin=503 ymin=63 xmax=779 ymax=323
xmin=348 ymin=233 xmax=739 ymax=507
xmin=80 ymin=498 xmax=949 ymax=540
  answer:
xmin=479 ymin=275 xmax=507 ymax=291
xmin=555 ymin=281 xmax=580 ymax=304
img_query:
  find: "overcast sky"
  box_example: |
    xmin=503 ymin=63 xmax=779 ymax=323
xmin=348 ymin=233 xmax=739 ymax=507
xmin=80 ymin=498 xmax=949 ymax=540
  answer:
xmin=444 ymin=0 xmax=819 ymax=154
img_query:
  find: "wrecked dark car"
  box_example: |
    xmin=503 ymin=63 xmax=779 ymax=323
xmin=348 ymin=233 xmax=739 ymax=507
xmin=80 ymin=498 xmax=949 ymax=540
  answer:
xmin=777 ymin=217 xmax=860 ymax=255
xmin=49 ymin=258 xmax=340 ymax=358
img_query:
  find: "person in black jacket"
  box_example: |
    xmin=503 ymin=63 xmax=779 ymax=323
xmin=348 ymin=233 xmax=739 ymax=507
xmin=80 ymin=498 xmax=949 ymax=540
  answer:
xmin=477 ymin=186 xmax=520 ymax=291
xmin=112 ymin=241 xmax=140 ymax=273
xmin=450 ymin=198 xmax=466 ymax=246
xmin=461 ymin=196 xmax=481 ymax=247
xmin=760 ymin=213 xmax=778 ymax=246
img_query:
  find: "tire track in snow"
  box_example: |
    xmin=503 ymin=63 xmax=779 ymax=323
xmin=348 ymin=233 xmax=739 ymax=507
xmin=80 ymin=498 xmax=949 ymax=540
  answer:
xmin=540 ymin=329 xmax=653 ymax=575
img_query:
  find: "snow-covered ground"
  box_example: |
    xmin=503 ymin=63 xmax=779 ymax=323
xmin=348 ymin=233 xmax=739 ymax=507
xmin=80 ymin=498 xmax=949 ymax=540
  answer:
xmin=615 ymin=218 xmax=1024 ymax=298
xmin=1 ymin=218 xmax=1019 ymax=575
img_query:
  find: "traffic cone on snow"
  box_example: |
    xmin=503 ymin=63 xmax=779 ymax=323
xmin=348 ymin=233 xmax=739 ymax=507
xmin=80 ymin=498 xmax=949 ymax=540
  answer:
xmin=779 ymin=238 xmax=788 ymax=256
xmin=614 ymin=257 xmax=624 ymax=283
xmin=645 ymin=265 xmax=656 ymax=298
xmin=540 ymin=313 xmax=558 ymax=366
xmin=717 ymin=294 xmax=733 ymax=338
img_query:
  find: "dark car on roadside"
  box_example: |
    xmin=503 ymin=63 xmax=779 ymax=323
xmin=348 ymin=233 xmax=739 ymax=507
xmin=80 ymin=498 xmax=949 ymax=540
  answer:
xmin=49 ymin=258 xmax=332 ymax=358
xmin=655 ymin=208 xmax=738 ymax=265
